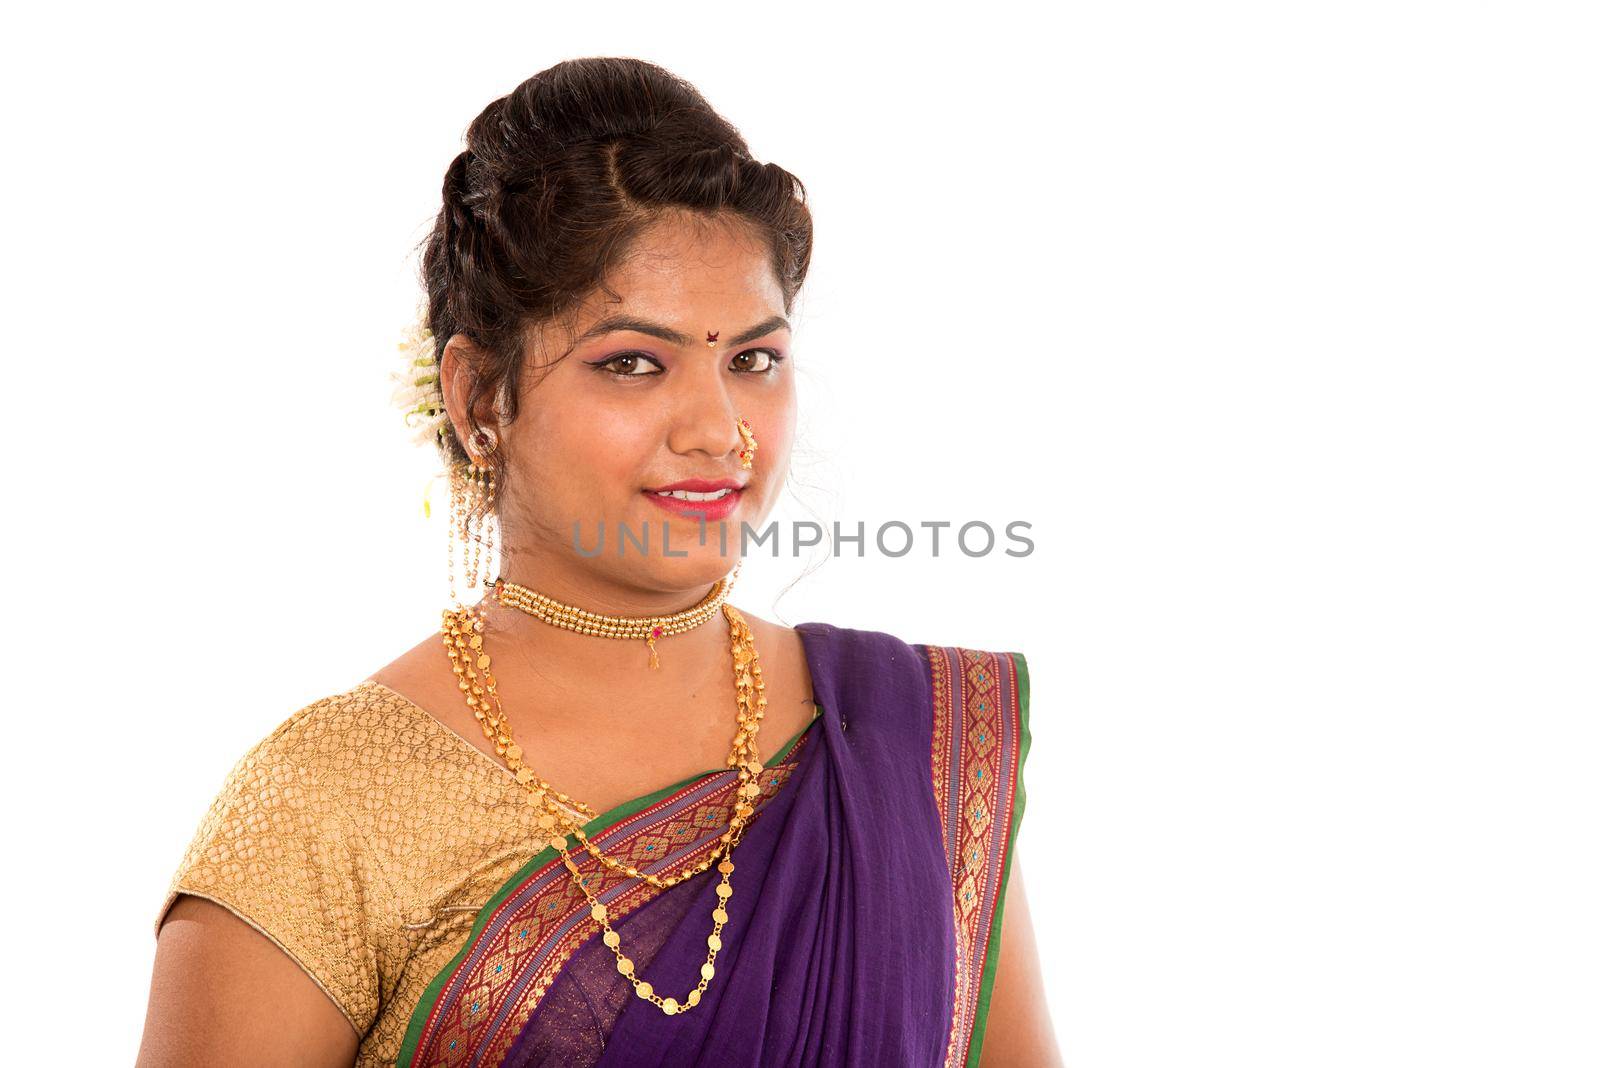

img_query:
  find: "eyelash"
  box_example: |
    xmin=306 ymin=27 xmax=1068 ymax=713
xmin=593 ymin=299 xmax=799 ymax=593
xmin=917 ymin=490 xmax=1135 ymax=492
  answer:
xmin=588 ymin=348 xmax=787 ymax=379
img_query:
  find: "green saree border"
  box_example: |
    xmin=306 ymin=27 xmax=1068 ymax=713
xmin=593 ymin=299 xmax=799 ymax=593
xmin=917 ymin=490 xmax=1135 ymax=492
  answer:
xmin=397 ymin=703 xmax=823 ymax=1065
xmin=964 ymin=651 xmax=1031 ymax=1068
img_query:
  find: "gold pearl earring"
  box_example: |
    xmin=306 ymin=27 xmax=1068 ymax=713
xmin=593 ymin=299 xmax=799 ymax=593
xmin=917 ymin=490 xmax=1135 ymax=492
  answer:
xmin=448 ymin=428 xmax=500 ymax=607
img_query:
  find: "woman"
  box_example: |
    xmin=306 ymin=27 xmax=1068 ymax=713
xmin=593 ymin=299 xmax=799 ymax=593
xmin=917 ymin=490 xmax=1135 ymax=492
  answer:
xmin=140 ymin=57 xmax=1056 ymax=1067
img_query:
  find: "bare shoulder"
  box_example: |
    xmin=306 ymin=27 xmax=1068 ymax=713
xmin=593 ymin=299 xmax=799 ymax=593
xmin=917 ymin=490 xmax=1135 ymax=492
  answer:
xmin=363 ymin=627 xmax=454 ymax=704
xmin=735 ymin=609 xmax=801 ymax=654
xmin=730 ymin=609 xmax=818 ymax=712
xmin=361 ymin=623 xmax=525 ymax=775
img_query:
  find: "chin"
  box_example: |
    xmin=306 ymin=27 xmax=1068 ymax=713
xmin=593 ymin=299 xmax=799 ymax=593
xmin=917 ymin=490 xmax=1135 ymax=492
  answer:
xmin=616 ymin=551 xmax=740 ymax=594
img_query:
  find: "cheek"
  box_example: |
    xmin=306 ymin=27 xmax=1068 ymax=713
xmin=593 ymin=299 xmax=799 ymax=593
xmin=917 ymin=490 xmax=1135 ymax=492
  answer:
xmin=743 ymin=395 xmax=796 ymax=499
xmin=751 ymin=389 xmax=797 ymax=454
xmin=531 ymin=404 xmax=657 ymax=490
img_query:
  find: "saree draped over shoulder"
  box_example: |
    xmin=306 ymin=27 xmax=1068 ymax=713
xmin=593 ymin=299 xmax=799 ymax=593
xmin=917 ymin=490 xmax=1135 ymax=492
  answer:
xmin=152 ymin=622 xmax=1031 ymax=1068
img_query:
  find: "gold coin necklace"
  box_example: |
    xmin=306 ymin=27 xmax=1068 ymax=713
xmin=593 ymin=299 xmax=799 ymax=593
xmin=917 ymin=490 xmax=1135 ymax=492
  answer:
xmin=439 ymin=589 xmax=768 ymax=1017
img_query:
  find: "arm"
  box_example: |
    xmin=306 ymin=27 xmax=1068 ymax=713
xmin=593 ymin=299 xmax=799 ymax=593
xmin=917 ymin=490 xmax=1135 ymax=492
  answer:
xmin=978 ymin=847 xmax=1064 ymax=1068
xmin=136 ymin=895 xmax=358 ymax=1068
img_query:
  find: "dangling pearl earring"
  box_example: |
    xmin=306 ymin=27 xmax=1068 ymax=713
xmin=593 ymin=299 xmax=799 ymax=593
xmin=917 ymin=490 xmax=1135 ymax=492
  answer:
xmin=447 ymin=427 xmax=500 ymax=608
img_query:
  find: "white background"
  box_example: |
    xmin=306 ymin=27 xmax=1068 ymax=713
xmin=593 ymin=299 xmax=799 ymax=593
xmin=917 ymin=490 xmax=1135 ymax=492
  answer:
xmin=3 ymin=2 xmax=1596 ymax=1064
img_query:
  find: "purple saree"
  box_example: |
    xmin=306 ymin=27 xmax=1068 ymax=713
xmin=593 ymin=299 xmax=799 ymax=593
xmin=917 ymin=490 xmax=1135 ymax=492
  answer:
xmin=398 ymin=622 xmax=1031 ymax=1067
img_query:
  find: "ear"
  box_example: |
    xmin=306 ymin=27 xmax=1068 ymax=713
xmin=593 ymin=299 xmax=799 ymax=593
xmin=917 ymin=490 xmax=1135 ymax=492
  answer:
xmin=439 ymin=333 xmax=497 ymax=456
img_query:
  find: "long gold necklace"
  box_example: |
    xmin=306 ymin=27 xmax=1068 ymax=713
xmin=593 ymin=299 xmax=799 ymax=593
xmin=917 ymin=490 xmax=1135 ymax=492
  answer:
xmin=438 ymin=588 xmax=768 ymax=1017
xmin=491 ymin=561 xmax=741 ymax=669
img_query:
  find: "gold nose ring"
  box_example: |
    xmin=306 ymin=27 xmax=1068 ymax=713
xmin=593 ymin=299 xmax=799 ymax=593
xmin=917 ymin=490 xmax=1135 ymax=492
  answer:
xmin=736 ymin=417 xmax=757 ymax=469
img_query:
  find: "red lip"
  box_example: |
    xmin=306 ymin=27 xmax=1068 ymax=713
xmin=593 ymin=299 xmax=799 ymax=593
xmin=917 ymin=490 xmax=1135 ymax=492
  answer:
xmin=642 ymin=482 xmax=744 ymax=521
xmin=644 ymin=478 xmax=746 ymax=492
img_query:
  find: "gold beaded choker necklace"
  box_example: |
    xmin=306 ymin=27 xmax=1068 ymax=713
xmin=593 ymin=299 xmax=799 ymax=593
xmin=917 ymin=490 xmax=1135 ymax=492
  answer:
xmin=491 ymin=562 xmax=741 ymax=669
xmin=437 ymin=575 xmax=768 ymax=1017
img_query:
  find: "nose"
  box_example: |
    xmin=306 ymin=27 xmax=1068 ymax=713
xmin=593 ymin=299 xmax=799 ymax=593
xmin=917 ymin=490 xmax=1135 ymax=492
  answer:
xmin=665 ymin=363 xmax=744 ymax=462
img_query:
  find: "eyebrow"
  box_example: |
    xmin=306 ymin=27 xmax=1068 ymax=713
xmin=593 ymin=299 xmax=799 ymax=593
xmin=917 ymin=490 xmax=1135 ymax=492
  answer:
xmin=575 ymin=313 xmax=790 ymax=349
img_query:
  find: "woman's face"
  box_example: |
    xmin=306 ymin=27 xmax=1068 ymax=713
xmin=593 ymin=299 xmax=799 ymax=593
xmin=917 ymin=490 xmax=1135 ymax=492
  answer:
xmin=450 ymin=212 xmax=796 ymax=598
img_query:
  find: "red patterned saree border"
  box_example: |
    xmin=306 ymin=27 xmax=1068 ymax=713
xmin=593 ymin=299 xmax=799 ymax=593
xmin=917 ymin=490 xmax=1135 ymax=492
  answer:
xmin=399 ymin=725 xmax=817 ymax=1067
xmin=924 ymin=645 xmax=1028 ymax=1068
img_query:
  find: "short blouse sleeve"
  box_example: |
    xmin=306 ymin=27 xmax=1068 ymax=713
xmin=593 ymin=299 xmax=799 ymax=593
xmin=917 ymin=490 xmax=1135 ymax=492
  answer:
xmin=152 ymin=705 xmax=384 ymax=1035
xmin=923 ymin=644 xmax=1032 ymax=1068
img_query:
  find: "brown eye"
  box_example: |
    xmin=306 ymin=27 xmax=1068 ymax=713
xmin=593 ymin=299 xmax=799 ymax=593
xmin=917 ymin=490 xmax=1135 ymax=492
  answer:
xmin=591 ymin=352 xmax=664 ymax=377
xmin=731 ymin=348 xmax=785 ymax=374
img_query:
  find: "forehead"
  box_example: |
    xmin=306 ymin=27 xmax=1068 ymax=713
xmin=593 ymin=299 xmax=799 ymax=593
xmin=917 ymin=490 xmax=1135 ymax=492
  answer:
xmin=576 ymin=213 xmax=784 ymax=331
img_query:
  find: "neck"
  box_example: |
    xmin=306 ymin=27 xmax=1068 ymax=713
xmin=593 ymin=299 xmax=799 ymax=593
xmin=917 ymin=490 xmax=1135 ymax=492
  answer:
xmin=492 ymin=536 xmax=738 ymax=614
xmin=470 ymin=545 xmax=745 ymax=725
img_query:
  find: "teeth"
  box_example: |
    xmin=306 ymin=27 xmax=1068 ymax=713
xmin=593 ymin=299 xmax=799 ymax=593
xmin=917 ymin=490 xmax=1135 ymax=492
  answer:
xmin=655 ymin=488 xmax=734 ymax=501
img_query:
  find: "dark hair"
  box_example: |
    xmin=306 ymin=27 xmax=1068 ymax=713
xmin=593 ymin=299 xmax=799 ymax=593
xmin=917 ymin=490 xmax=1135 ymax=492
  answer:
xmin=416 ymin=57 xmax=814 ymax=487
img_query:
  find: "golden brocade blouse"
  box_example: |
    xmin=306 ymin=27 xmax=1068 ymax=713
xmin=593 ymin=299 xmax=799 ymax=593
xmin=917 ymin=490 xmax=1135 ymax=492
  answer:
xmin=151 ymin=680 xmax=822 ymax=1066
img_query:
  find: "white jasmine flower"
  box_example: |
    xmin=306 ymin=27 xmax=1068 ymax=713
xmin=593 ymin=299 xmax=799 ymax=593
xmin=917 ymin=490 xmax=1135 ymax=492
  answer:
xmin=389 ymin=307 xmax=451 ymax=453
